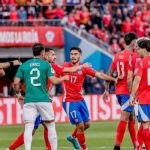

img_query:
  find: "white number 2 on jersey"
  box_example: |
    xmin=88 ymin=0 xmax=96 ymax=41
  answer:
xmin=117 ymin=62 xmax=125 ymax=77
xmin=30 ymin=68 xmax=41 ymax=86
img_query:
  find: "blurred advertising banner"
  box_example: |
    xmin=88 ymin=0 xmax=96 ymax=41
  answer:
xmin=0 ymin=94 xmax=121 ymax=125
xmin=0 ymin=27 xmax=63 ymax=47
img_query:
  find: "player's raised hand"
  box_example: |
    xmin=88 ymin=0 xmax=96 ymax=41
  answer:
xmin=13 ymin=60 xmax=22 ymax=66
xmin=129 ymin=95 xmax=135 ymax=107
xmin=103 ymin=90 xmax=109 ymax=102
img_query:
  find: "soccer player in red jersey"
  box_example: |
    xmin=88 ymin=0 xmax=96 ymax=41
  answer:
xmin=128 ymin=37 xmax=150 ymax=150
xmin=59 ymin=47 xmax=117 ymax=150
xmin=103 ymin=33 xmax=138 ymax=150
xmin=130 ymin=39 xmax=150 ymax=150
xmin=6 ymin=47 xmax=90 ymax=150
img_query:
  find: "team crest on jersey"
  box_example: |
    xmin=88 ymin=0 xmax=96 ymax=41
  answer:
xmin=119 ymin=55 xmax=124 ymax=59
xmin=77 ymin=70 xmax=82 ymax=75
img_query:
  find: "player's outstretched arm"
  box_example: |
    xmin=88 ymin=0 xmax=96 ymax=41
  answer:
xmin=95 ymin=71 xmax=116 ymax=82
xmin=63 ymin=63 xmax=91 ymax=73
xmin=0 ymin=60 xmax=21 ymax=77
xmin=102 ymin=69 xmax=114 ymax=101
xmin=48 ymin=75 xmax=69 ymax=85
xmin=130 ymin=75 xmax=141 ymax=107
xmin=0 ymin=60 xmax=21 ymax=69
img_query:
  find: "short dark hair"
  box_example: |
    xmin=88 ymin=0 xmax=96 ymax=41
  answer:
xmin=137 ymin=39 xmax=150 ymax=52
xmin=70 ymin=47 xmax=82 ymax=54
xmin=32 ymin=43 xmax=45 ymax=56
xmin=45 ymin=47 xmax=54 ymax=52
xmin=124 ymin=32 xmax=137 ymax=45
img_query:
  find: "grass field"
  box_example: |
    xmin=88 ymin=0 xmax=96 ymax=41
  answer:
xmin=0 ymin=121 xmax=134 ymax=150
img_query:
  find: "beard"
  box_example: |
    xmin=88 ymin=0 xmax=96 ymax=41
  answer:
xmin=71 ymin=58 xmax=80 ymax=65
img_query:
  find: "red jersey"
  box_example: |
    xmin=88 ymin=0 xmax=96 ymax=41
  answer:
xmin=135 ymin=56 xmax=150 ymax=104
xmin=129 ymin=52 xmax=141 ymax=72
xmin=61 ymin=62 xmax=96 ymax=102
xmin=110 ymin=50 xmax=131 ymax=95
xmin=47 ymin=63 xmax=64 ymax=90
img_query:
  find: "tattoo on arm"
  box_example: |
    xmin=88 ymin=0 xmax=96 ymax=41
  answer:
xmin=128 ymin=81 xmax=132 ymax=92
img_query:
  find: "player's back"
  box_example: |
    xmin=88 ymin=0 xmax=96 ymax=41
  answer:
xmin=129 ymin=52 xmax=140 ymax=72
xmin=111 ymin=50 xmax=131 ymax=94
xmin=136 ymin=56 xmax=150 ymax=104
xmin=17 ymin=58 xmax=53 ymax=103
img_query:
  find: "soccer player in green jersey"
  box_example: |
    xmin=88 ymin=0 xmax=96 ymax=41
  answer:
xmin=13 ymin=43 xmax=68 ymax=150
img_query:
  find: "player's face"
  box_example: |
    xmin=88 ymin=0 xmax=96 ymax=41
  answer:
xmin=70 ymin=50 xmax=81 ymax=64
xmin=41 ymin=50 xmax=46 ymax=60
xmin=136 ymin=46 xmax=145 ymax=58
xmin=45 ymin=50 xmax=56 ymax=63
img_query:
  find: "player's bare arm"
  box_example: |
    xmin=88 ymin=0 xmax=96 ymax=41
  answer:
xmin=48 ymin=75 xmax=69 ymax=84
xmin=95 ymin=70 xmax=116 ymax=82
xmin=0 ymin=60 xmax=21 ymax=69
xmin=130 ymin=75 xmax=141 ymax=107
xmin=0 ymin=60 xmax=21 ymax=77
xmin=14 ymin=77 xmax=24 ymax=103
xmin=103 ymin=69 xmax=114 ymax=101
xmin=127 ymin=70 xmax=133 ymax=92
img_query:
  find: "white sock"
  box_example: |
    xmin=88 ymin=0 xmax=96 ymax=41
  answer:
xmin=46 ymin=122 xmax=57 ymax=150
xmin=24 ymin=122 xmax=34 ymax=150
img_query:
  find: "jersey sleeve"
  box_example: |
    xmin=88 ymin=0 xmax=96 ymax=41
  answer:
xmin=84 ymin=67 xmax=96 ymax=77
xmin=15 ymin=65 xmax=23 ymax=79
xmin=51 ymin=64 xmax=64 ymax=77
xmin=47 ymin=63 xmax=55 ymax=77
xmin=134 ymin=61 xmax=143 ymax=77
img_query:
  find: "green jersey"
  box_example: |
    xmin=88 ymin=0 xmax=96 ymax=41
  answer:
xmin=16 ymin=58 xmax=54 ymax=103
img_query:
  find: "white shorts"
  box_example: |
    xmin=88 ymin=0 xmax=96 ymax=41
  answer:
xmin=23 ymin=102 xmax=54 ymax=122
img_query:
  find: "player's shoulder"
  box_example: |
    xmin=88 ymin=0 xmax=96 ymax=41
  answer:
xmin=142 ymin=56 xmax=150 ymax=64
xmin=51 ymin=63 xmax=63 ymax=69
xmin=114 ymin=50 xmax=130 ymax=61
xmin=62 ymin=62 xmax=72 ymax=67
xmin=24 ymin=58 xmax=49 ymax=67
xmin=139 ymin=57 xmax=150 ymax=68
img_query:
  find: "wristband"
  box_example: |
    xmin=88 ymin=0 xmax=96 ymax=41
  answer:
xmin=9 ymin=61 xmax=14 ymax=67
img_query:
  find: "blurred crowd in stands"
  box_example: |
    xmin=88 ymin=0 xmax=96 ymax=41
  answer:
xmin=0 ymin=0 xmax=149 ymax=96
xmin=0 ymin=0 xmax=150 ymax=53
